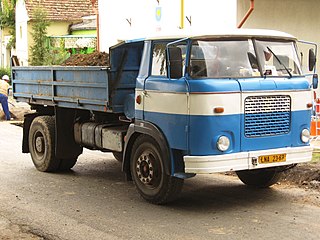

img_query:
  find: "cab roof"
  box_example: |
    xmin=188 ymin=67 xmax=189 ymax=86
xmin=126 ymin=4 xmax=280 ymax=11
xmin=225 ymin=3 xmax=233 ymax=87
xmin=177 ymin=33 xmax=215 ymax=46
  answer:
xmin=124 ymin=28 xmax=297 ymax=43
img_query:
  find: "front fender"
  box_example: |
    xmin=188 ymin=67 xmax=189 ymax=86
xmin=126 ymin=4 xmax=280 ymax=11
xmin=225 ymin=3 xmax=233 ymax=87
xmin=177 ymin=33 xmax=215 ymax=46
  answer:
xmin=122 ymin=120 xmax=172 ymax=180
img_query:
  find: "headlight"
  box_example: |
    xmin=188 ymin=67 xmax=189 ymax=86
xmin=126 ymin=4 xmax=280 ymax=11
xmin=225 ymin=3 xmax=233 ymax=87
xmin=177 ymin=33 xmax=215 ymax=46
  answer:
xmin=301 ymin=129 xmax=310 ymax=143
xmin=217 ymin=136 xmax=230 ymax=151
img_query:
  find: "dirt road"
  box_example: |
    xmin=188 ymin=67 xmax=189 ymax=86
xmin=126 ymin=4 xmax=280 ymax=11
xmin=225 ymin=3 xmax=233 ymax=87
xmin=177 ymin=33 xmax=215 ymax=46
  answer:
xmin=0 ymin=122 xmax=319 ymax=240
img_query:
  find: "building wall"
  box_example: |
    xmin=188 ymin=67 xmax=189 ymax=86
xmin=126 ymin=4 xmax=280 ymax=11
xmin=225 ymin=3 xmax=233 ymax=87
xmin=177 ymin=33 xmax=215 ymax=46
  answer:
xmin=0 ymin=27 xmax=13 ymax=68
xmin=237 ymin=0 xmax=320 ymax=71
xmin=15 ymin=0 xmax=29 ymax=66
xmin=237 ymin=0 xmax=319 ymax=41
xmin=16 ymin=0 xmax=73 ymax=66
xmin=98 ymin=0 xmax=237 ymax=52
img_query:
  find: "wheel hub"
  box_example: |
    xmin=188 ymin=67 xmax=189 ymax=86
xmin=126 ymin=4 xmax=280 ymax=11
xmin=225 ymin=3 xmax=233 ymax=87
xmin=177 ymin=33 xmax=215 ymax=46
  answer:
xmin=35 ymin=136 xmax=45 ymax=153
xmin=136 ymin=154 xmax=154 ymax=184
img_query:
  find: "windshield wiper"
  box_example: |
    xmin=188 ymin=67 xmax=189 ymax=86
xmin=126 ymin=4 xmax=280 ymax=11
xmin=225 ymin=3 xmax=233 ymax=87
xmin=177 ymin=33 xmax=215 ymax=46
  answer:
xmin=267 ymin=47 xmax=292 ymax=78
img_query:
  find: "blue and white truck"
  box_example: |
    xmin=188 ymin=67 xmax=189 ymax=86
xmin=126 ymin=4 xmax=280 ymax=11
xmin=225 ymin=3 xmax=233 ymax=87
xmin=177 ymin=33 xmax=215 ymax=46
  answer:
xmin=12 ymin=29 xmax=318 ymax=204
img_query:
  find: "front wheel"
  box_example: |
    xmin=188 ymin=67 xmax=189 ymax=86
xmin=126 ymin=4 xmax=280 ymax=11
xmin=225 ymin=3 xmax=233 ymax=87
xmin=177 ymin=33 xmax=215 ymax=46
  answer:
xmin=58 ymin=158 xmax=78 ymax=171
xmin=236 ymin=167 xmax=283 ymax=188
xmin=130 ymin=135 xmax=184 ymax=204
xmin=112 ymin=151 xmax=123 ymax=162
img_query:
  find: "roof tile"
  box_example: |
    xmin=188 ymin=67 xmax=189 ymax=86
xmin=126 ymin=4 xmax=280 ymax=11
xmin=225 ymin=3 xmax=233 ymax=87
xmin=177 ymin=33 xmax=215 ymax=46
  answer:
xmin=25 ymin=0 xmax=97 ymax=21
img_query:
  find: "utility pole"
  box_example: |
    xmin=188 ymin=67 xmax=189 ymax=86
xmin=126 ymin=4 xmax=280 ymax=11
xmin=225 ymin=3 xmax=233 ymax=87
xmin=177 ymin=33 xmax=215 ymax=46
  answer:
xmin=180 ymin=0 xmax=184 ymax=29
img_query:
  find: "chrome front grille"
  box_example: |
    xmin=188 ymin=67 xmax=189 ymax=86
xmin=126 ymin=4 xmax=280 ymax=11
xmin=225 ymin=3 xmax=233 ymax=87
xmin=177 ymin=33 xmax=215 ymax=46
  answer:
xmin=244 ymin=95 xmax=291 ymax=137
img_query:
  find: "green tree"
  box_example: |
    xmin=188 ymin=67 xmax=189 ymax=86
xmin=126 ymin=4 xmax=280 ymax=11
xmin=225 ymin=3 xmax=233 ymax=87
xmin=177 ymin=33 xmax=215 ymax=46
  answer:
xmin=29 ymin=7 xmax=50 ymax=66
xmin=45 ymin=38 xmax=70 ymax=65
xmin=0 ymin=0 xmax=16 ymax=49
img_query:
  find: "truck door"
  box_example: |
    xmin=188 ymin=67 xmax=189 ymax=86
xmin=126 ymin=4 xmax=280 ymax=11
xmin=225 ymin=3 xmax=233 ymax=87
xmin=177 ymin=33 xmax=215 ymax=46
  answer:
xmin=142 ymin=41 xmax=189 ymax=151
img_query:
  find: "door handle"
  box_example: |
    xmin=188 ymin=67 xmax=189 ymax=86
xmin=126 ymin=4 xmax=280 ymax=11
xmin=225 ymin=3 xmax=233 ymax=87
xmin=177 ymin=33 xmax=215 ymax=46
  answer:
xmin=142 ymin=90 xmax=149 ymax=97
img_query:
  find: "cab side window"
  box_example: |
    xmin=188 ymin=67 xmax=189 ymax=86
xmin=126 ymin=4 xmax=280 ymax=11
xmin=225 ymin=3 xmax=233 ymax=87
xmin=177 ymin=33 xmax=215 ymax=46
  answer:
xmin=151 ymin=43 xmax=167 ymax=76
xmin=151 ymin=42 xmax=187 ymax=77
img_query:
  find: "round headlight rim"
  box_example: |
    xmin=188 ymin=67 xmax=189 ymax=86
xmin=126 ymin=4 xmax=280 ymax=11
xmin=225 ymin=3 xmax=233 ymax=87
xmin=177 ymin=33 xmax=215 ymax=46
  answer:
xmin=301 ymin=128 xmax=310 ymax=143
xmin=217 ymin=135 xmax=231 ymax=152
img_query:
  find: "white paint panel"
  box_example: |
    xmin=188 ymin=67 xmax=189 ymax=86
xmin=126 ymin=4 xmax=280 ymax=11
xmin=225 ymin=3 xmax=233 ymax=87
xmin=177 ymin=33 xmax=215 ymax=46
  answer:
xmin=144 ymin=91 xmax=188 ymax=115
xmin=184 ymin=146 xmax=313 ymax=174
xmin=189 ymin=93 xmax=241 ymax=115
xmin=137 ymin=90 xmax=312 ymax=116
xmin=290 ymin=90 xmax=313 ymax=111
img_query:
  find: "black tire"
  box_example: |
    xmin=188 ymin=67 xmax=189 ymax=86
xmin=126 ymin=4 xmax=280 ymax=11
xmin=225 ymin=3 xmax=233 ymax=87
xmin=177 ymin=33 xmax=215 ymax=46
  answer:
xmin=112 ymin=151 xmax=123 ymax=162
xmin=29 ymin=116 xmax=60 ymax=172
xmin=236 ymin=167 xmax=283 ymax=188
xmin=58 ymin=158 xmax=78 ymax=171
xmin=29 ymin=116 xmax=78 ymax=172
xmin=130 ymin=135 xmax=184 ymax=204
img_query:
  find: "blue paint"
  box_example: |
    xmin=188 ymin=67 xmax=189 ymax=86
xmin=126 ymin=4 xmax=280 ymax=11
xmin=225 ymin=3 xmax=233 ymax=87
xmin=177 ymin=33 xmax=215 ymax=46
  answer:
xmin=237 ymin=77 xmax=310 ymax=91
xmin=189 ymin=110 xmax=311 ymax=155
xmin=135 ymin=109 xmax=143 ymax=120
xmin=240 ymin=110 xmax=311 ymax=151
xmin=145 ymin=77 xmax=188 ymax=92
xmin=188 ymin=79 xmax=241 ymax=93
xmin=139 ymin=108 xmax=311 ymax=157
xmin=188 ymin=114 xmax=241 ymax=155
xmin=140 ymin=77 xmax=310 ymax=94
xmin=143 ymin=111 xmax=188 ymax=150
xmin=13 ymin=67 xmax=110 ymax=112
xmin=244 ymin=111 xmax=291 ymax=137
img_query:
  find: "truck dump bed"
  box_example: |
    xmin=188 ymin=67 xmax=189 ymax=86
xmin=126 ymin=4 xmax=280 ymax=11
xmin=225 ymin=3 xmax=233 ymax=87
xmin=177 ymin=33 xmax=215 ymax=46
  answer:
xmin=12 ymin=41 xmax=144 ymax=115
xmin=12 ymin=66 xmax=110 ymax=112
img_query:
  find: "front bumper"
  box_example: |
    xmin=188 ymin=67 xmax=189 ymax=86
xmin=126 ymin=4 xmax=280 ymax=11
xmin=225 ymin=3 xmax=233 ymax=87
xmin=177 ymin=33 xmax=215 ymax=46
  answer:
xmin=184 ymin=146 xmax=313 ymax=174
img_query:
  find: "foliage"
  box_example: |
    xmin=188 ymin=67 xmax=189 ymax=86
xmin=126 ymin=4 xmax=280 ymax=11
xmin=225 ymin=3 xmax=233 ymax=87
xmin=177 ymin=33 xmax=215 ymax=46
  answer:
xmin=45 ymin=39 xmax=70 ymax=65
xmin=29 ymin=7 xmax=50 ymax=66
xmin=0 ymin=0 xmax=16 ymax=49
xmin=0 ymin=0 xmax=15 ymax=27
xmin=312 ymin=152 xmax=320 ymax=163
xmin=0 ymin=67 xmax=11 ymax=79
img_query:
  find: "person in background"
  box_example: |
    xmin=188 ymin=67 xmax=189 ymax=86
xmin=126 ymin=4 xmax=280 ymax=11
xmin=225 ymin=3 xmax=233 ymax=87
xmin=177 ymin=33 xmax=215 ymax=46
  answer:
xmin=0 ymin=75 xmax=11 ymax=120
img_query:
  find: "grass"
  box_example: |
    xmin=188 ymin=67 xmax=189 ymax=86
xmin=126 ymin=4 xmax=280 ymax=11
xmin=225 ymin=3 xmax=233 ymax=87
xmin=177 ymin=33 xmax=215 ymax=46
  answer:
xmin=311 ymin=152 xmax=320 ymax=163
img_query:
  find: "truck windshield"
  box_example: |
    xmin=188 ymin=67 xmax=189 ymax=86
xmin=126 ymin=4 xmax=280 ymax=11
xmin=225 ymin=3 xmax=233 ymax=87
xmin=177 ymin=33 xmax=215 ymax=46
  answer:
xmin=189 ymin=39 xmax=302 ymax=78
xmin=255 ymin=40 xmax=301 ymax=77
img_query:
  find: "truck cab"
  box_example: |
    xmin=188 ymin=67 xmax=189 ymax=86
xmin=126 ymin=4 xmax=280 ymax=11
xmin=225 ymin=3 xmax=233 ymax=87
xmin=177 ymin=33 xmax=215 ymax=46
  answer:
xmin=124 ymin=29 xmax=317 ymax=202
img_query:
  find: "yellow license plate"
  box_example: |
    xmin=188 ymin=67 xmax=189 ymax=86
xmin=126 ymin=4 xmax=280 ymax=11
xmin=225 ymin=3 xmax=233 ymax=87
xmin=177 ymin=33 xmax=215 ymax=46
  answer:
xmin=258 ymin=154 xmax=286 ymax=164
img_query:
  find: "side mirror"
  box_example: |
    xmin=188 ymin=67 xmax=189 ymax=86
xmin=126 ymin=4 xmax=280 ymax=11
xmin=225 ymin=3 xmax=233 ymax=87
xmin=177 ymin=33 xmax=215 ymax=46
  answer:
xmin=312 ymin=74 xmax=318 ymax=89
xmin=308 ymin=49 xmax=316 ymax=71
xmin=167 ymin=46 xmax=182 ymax=79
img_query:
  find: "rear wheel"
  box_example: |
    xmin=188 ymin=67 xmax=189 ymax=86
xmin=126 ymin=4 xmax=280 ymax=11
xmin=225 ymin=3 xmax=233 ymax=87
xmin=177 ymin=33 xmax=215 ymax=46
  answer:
xmin=130 ymin=135 xmax=184 ymax=204
xmin=29 ymin=116 xmax=78 ymax=172
xmin=29 ymin=116 xmax=60 ymax=172
xmin=236 ymin=167 xmax=283 ymax=188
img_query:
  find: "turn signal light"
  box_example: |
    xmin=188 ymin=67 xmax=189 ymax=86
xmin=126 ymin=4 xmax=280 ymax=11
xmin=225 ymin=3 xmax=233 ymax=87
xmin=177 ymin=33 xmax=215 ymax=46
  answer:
xmin=136 ymin=95 xmax=142 ymax=104
xmin=214 ymin=107 xmax=224 ymax=114
xmin=306 ymin=103 xmax=313 ymax=108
